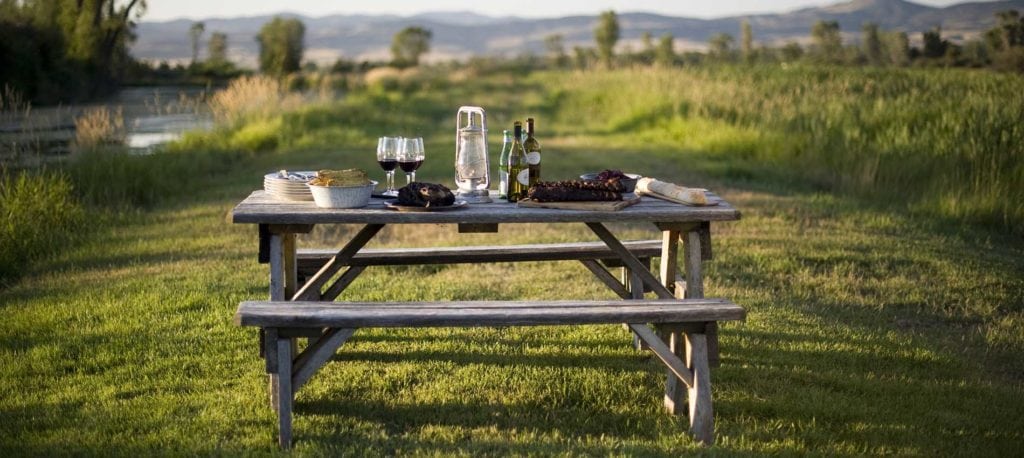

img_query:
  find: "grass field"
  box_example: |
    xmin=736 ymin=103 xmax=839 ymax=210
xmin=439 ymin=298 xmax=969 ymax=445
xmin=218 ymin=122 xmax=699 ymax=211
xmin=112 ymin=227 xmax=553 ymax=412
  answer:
xmin=1 ymin=66 xmax=1023 ymax=455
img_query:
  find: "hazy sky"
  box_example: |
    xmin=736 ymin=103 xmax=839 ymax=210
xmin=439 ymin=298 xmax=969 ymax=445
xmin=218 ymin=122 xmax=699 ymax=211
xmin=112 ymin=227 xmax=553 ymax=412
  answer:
xmin=143 ymin=0 xmax=987 ymax=22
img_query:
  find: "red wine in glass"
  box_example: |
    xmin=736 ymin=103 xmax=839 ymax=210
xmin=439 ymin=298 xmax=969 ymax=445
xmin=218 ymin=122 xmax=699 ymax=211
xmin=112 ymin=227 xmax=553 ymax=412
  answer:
xmin=378 ymin=159 xmax=398 ymax=171
xmin=398 ymin=159 xmax=423 ymax=173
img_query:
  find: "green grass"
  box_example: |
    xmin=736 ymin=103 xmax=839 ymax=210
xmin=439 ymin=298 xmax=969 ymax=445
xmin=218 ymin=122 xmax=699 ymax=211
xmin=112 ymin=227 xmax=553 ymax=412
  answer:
xmin=1 ymin=66 xmax=1023 ymax=455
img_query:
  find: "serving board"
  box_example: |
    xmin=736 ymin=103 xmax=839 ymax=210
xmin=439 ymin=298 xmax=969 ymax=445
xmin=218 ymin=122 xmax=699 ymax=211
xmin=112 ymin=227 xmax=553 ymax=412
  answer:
xmin=517 ymin=195 xmax=642 ymax=211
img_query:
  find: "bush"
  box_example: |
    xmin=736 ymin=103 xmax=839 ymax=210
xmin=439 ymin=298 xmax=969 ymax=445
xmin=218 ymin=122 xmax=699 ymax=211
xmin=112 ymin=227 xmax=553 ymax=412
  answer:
xmin=0 ymin=169 xmax=84 ymax=284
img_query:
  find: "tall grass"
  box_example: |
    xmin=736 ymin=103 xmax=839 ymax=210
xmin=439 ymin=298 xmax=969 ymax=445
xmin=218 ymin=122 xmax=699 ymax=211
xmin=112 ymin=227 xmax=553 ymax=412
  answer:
xmin=539 ymin=66 xmax=1024 ymax=232
xmin=208 ymin=75 xmax=308 ymax=126
xmin=0 ymin=168 xmax=83 ymax=284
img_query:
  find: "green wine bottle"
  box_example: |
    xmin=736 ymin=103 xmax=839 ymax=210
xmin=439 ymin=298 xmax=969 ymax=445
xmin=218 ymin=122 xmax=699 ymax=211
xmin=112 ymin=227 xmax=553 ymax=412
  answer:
xmin=508 ymin=121 xmax=528 ymax=202
xmin=498 ymin=130 xmax=512 ymax=200
xmin=524 ymin=117 xmax=542 ymax=186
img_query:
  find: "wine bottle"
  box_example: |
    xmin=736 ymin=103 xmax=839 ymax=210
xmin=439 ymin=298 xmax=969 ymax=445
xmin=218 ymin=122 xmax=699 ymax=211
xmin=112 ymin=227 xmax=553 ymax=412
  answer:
xmin=498 ymin=130 xmax=512 ymax=200
xmin=524 ymin=117 xmax=542 ymax=186
xmin=507 ymin=121 xmax=528 ymax=202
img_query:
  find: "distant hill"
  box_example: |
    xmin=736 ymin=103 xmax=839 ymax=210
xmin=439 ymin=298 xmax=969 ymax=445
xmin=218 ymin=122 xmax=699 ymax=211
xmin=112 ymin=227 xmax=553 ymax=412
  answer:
xmin=132 ymin=0 xmax=1024 ymax=67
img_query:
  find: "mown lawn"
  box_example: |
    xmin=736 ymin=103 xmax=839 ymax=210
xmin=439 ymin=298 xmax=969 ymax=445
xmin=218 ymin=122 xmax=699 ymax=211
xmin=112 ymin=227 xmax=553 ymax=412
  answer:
xmin=1 ymin=67 xmax=1023 ymax=455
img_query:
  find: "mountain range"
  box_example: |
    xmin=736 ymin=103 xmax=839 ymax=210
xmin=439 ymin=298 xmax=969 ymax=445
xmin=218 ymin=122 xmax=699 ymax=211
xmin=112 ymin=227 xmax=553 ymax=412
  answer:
xmin=131 ymin=0 xmax=1024 ymax=67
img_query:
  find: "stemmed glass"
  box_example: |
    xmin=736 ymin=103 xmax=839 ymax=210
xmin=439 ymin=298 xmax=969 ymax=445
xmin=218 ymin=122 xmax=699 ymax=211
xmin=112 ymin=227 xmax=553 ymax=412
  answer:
xmin=397 ymin=137 xmax=425 ymax=184
xmin=376 ymin=136 xmax=400 ymax=196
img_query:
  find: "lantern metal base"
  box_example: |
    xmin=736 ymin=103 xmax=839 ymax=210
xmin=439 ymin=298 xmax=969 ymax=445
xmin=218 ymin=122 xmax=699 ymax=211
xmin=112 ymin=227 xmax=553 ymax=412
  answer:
xmin=455 ymin=190 xmax=492 ymax=204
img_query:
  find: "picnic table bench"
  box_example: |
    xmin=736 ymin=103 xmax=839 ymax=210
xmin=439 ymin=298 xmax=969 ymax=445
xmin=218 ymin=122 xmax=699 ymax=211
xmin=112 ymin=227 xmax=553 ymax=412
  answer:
xmin=232 ymin=190 xmax=743 ymax=448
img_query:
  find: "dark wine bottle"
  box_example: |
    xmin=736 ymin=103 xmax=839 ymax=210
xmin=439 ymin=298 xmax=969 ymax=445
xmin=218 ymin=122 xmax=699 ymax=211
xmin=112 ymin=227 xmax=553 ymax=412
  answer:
xmin=524 ymin=118 xmax=541 ymax=186
xmin=507 ymin=121 xmax=528 ymax=202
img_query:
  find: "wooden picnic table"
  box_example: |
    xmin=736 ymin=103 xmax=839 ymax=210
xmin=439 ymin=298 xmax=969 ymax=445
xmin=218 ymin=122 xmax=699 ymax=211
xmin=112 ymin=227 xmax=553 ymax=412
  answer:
xmin=232 ymin=190 xmax=742 ymax=447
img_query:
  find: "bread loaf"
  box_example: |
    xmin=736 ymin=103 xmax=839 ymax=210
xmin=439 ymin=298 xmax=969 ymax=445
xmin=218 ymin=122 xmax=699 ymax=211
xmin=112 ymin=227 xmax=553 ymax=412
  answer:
xmin=635 ymin=178 xmax=708 ymax=205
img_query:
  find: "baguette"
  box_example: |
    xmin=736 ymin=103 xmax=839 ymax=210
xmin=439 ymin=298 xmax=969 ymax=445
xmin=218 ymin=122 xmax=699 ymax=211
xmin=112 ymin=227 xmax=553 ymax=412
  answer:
xmin=635 ymin=178 xmax=708 ymax=205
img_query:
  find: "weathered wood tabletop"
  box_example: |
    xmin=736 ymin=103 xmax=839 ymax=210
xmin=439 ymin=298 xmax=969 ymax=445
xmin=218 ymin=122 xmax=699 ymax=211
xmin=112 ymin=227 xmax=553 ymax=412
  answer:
xmin=232 ymin=190 xmax=741 ymax=225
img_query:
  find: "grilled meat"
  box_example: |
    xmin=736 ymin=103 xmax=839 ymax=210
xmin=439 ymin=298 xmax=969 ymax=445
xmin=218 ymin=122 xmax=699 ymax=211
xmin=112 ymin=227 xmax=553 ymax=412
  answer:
xmin=526 ymin=180 xmax=623 ymax=202
xmin=396 ymin=182 xmax=456 ymax=207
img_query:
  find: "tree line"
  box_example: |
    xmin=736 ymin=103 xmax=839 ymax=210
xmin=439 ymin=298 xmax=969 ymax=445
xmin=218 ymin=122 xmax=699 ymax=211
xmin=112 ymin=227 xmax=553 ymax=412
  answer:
xmin=553 ymin=9 xmax=1024 ymax=72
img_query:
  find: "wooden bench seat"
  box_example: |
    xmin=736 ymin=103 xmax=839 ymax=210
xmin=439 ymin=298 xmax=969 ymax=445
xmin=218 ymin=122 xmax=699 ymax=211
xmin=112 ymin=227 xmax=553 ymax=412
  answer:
xmin=236 ymin=298 xmax=745 ymax=448
xmin=295 ymin=240 xmax=663 ymax=275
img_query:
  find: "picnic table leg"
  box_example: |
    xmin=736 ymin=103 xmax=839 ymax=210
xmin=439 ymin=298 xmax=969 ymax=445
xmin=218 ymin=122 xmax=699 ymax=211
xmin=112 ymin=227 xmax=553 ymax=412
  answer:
xmin=276 ymin=332 xmax=294 ymax=448
xmin=686 ymin=331 xmax=714 ymax=446
xmin=684 ymin=228 xmax=719 ymax=367
xmin=623 ymin=258 xmax=648 ymax=350
xmin=660 ymin=229 xmax=688 ymax=414
xmin=267 ymin=233 xmax=286 ymax=408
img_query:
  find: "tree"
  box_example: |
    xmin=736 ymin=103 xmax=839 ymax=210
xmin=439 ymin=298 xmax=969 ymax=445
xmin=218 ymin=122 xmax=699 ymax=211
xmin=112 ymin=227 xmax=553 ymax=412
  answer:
xmin=573 ymin=46 xmax=594 ymax=70
xmin=390 ymin=26 xmax=431 ymax=67
xmin=208 ymin=32 xmax=228 ymax=64
xmin=811 ymin=20 xmax=843 ymax=63
xmin=641 ymin=32 xmax=654 ymax=52
xmin=740 ymin=20 xmax=753 ymax=62
xmin=256 ymin=17 xmax=305 ymax=76
xmin=862 ymin=22 xmax=883 ymax=65
xmin=189 ymin=21 xmax=205 ymax=65
xmin=708 ymin=33 xmax=734 ymax=60
xmin=985 ymin=10 xmax=1024 ymax=72
xmin=594 ymin=10 xmax=620 ymax=68
xmin=544 ymin=33 xmax=568 ymax=68
xmin=781 ymin=42 xmax=804 ymax=61
xmin=985 ymin=10 xmax=1024 ymax=50
xmin=884 ymin=31 xmax=910 ymax=66
xmin=655 ymin=34 xmax=675 ymax=67
xmin=922 ymin=27 xmax=949 ymax=59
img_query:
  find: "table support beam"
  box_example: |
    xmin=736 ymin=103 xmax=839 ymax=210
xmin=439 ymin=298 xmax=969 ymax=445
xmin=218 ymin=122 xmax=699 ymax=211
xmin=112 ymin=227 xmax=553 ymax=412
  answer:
xmin=292 ymin=224 xmax=384 ymax=301
xmin=585 ymin=223 xmax=674 ymax=299
xmin=292 ymin=328 xmax=355 ymax=392
xmin=322 ymin=266 xmax=367 ymax=302
xmin=579 ymin=260 xmax=631 ymax=299
xmin=629 ymin=324 xmax=694 ymax=389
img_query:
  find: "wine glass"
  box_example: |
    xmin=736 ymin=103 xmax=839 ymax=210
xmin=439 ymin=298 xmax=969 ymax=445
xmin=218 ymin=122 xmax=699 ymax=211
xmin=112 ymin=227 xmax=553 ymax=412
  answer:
xmin=376 ymin=136 xmax=400 ymax=196
xmin=398 ymin=137 xmax=425 ymax=185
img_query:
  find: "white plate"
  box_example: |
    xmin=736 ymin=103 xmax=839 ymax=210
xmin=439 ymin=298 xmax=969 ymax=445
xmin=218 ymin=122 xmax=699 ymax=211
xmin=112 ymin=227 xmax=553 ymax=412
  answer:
xmin=264 ymin=171 xmax=316 ymax=182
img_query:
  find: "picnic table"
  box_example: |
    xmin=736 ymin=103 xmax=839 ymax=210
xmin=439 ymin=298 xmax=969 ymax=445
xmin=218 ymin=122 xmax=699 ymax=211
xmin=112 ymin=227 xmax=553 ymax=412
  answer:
xmin=232 ymin=190 xmax=743 ymax=448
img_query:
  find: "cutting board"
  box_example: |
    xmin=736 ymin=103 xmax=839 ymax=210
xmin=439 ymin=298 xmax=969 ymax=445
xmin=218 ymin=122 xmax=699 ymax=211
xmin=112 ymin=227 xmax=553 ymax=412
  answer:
xmin=517 ymin=195 xmax=641 ymax=211
xmin=635 ymin=190 xmax=720 ymax=206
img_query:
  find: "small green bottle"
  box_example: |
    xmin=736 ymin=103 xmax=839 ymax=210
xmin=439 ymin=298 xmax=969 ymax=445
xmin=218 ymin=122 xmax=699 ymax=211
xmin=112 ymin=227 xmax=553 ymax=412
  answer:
xmin=498 ymin=130 xmax=512 ymax=200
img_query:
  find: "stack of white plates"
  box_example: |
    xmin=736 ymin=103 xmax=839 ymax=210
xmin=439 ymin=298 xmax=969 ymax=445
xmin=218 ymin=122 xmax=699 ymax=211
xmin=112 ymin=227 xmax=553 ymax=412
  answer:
xmin=264 ymin=171 xmax=316 ymax=201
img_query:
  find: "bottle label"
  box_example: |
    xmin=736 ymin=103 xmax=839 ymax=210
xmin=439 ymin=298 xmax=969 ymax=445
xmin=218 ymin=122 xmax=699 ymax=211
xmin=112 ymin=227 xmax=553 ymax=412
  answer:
xmin=517 ymin=169 xmax=530 ymax=185
xmin=498 ymin=171 xmax=509 ymax=197
xmin=526 ymin=151 xmax=541 ymax=165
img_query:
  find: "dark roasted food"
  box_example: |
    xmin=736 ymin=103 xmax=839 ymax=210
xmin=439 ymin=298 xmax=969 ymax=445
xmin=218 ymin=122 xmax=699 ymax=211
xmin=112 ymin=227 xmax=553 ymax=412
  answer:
xmin=396 ymin=182 xmax=456 ymax=207
xmin=595 ymin=169 xmax=628 ymax=181
xmin=527 ymin=180 xmax=623 ymax=202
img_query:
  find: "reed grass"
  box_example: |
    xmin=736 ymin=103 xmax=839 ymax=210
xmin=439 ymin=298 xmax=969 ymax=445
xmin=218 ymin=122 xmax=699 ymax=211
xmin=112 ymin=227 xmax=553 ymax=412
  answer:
xmin=73 ymin=107 xmax=126 ymax=151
